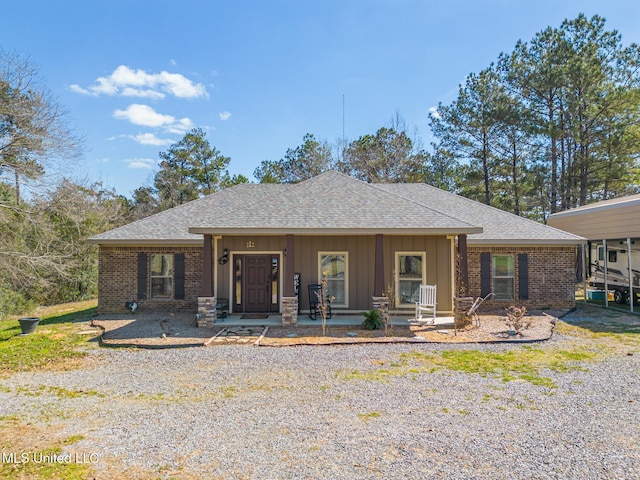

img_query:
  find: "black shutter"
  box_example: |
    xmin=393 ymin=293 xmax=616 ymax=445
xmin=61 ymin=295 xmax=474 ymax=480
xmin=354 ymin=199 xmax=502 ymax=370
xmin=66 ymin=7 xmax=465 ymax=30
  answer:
xmin=518 ymin=253 xmax=529 ymax=300
xmin=137 ymin=253 xmax=148 ymax=299
xmin=174 ymin=253 xmax=185 ymax=300
xmin=481 ymin=252 xmax=491 ymax=297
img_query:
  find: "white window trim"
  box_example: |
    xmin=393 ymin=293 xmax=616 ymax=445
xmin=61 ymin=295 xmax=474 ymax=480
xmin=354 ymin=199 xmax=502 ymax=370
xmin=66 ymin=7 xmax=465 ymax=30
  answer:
xmin=150 ymin=254 xmax=174 ymax=299
xmin=395 ymin=251 xmax=427 ymax=307
xmin=318 ymin=251 xmax=349 ymax=308
xmin=492 ymin=254 xmax=515 ymax=301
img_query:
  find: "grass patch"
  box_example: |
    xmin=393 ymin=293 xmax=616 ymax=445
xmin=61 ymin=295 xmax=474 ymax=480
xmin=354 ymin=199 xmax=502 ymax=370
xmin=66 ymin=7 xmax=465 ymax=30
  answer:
xmin=0 ymin=441 xmax=93 ymax=480
xmin=357 ymin=411 xmax=381 ymax=421
xmin=12 ymin=385 xmax=104 ymax=399
xmin=0 ymin=300 xmax=98 ymax=376
xmin=342 ymin=344 xmax=598 ymax=388
xmin=0 ymin=421 xmax=93 ymax=480
xmin=408 ymin=347 xmax=596 ymax=387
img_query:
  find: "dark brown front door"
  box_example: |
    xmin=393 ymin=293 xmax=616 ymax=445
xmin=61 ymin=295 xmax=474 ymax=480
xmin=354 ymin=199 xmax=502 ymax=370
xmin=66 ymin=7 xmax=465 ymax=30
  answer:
xmin=245 ymin=255 xmax=271 ymax=312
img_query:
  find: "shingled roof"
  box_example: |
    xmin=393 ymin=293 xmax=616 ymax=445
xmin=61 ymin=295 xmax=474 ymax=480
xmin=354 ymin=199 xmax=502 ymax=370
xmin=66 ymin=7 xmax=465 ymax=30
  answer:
xmin=189 ymin=171 xmax=479 ymax=235
xmin=88 ymin=183 xmax=288 ymax=244
xmin=375 ymin=182 xmax=584 ymax=244
xmin=89 ymin=171 xmax=583 ymax=245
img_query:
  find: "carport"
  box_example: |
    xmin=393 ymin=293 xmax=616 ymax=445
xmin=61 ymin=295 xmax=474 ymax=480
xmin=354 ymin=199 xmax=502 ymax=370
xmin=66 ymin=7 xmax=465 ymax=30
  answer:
xmin=548 ymin=194 xmax=640 ymax=312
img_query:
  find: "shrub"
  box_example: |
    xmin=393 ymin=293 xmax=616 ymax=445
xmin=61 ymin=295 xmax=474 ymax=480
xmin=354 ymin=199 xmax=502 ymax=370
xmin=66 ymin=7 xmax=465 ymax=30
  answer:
xmin=0 ymin=287 xmax=34 ymax=320
xmin=505 ymin=305 xmax=531 ymax=334
xmin=362 ymin=309 xmax=383 ymax=330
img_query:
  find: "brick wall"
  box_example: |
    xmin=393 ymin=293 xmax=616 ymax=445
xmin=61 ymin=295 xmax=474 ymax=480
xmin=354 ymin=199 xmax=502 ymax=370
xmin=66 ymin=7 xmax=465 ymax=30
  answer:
xmin=466 ymin=245 xmax=577 ymax=311
xmin=98 ymin=246 xmax=202 ymax=314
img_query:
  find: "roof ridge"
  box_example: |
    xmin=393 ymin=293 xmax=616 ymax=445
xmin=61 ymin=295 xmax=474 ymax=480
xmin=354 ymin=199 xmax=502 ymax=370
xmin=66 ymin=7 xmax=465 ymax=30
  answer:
xmin=367 ymin=181 xmax=480 ymax=229
xmin=380 ymin=182 xmax=583 ymax=238
xmin=205 ymin=171 xmax=479 ymax=229
xmin=199 ymin=179 xmax=309 ymax=225
xmin=89 ymin=183 xmax=283 ymax=240
xmin=200 ymin=171 xmax=358 ymax=226
xmin=89 ymin=186 xmax=236 ymax=239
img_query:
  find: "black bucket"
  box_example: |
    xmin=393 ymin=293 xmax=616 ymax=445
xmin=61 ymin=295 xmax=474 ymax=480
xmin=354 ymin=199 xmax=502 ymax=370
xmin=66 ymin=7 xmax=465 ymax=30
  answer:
xmin=18 ymin=317 xmax=40 ymax=335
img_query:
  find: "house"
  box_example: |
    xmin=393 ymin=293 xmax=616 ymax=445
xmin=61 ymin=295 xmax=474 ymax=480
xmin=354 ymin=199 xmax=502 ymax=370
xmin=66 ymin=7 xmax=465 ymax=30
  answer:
xmin=88 ymin=171 xmax=583 ymax=323
xmin=547 ymin=193 xmax=640 ymax=309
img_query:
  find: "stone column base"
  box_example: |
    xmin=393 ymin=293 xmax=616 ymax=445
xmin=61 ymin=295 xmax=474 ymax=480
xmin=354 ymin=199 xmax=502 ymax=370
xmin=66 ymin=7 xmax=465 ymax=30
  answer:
xmin=454 ymin=296 xmax=474 ymax=329
xmin=197 ymin=296 xmax=217 ymax=328
xmin=281 ymin=297 xmax=298 ymax=326
xmin=372 ymin=296 xmax=390 ymax=324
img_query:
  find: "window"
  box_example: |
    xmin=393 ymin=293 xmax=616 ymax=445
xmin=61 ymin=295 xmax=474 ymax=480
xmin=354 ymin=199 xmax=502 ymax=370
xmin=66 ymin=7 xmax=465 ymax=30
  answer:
xmin=271 ymin=256 xmax=279 ymax=305
xmin=318 ymin=252 xmax=348 ymax=307
xmin=597 ymin=246 xmax=617 ymax=263
xmin=234 ymin=257 xmax=242 ymax=306
xmin=492 ymin=255 xmax=514 ymax=300
xmin=150 ymin=254 xmax=174 ymax=299
xmin=396 ymin=252 xmax=426 ymax=305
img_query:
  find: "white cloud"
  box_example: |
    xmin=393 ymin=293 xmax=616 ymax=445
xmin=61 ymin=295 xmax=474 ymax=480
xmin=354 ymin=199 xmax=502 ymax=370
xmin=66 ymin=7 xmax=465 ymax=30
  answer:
xmin=121 ymin=87 xmax=165 ymax=99
xmin=113 ymin=104 xmax=176 ymax=128
xmin=125 ymin=158 xmax=156 ymax=170
xmin=113 ymin=104 xmax=194 ymax=136
xmin=219 ymin=111 xmax=232 ymax=121
xmin=131 ymin=133 xmax=174 ymax=146
xmin=70 ymin=84 xmax=91 ymax=95
xmin=429 ymin=106 xmax=441 ymax=119
xmin=71 ymin=65 xmax=208 ymax=99
xmin=165 ymin=117 xmax=195 ymax=134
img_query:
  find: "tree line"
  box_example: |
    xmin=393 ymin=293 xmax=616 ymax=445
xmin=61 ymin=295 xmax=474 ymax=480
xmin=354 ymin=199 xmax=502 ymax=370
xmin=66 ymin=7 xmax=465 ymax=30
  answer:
xmin=2 ymin=14 xmax=640 ymax=313
xmin=253 ymin=14 xmax=640 ymax=221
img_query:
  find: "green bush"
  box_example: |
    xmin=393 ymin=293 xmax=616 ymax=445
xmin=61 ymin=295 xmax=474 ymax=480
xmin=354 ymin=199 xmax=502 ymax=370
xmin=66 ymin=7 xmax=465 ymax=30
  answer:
xmin=0 ymin=287 xmax=34 ymax=320
xmin=362 ymin=309 xmax=383 ymax=330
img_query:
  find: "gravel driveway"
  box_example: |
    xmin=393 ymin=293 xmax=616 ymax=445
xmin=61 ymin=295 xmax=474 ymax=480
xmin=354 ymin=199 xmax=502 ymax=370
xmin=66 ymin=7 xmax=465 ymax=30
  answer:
xmin=1 ymin=307 xmax=639 ymax=479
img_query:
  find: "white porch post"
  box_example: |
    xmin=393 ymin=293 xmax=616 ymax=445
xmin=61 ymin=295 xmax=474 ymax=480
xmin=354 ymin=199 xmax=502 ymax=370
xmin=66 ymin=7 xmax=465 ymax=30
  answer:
xmin=628 ymin=237 xmax=634 ymax=313
xmin=582 ymin=243 xmax=587 ymax=304
xmin=603 ymin=239 xmax=609 ymax=308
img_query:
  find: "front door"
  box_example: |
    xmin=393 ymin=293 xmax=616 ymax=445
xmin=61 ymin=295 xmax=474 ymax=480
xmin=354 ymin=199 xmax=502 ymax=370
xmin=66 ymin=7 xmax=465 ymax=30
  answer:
xmin=240 ymin=255 xmax=271 ymax=312
xmin=233 ymin=254 xmax=280 ymax=313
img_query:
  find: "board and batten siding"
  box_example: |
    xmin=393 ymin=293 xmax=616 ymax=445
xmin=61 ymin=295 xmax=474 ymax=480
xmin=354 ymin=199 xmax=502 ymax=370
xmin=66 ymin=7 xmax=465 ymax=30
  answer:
xmin=215 ymin=234 xmax=453 ymax=313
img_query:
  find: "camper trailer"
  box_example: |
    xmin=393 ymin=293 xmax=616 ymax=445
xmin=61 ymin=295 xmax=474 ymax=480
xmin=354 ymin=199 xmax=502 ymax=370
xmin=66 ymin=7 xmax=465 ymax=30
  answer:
xmin=589 ymin=242 xmax=640 ymax=304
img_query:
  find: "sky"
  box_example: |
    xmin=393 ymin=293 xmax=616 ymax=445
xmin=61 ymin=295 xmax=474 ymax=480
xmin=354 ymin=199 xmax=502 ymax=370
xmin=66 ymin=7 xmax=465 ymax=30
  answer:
xmin=2 ymin=0 xmax=640 ymax=197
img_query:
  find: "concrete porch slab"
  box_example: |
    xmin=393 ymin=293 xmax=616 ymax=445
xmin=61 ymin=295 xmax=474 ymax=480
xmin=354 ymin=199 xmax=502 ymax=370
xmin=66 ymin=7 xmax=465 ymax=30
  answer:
xmin=213 ymin=314 xmax=455 ymax=327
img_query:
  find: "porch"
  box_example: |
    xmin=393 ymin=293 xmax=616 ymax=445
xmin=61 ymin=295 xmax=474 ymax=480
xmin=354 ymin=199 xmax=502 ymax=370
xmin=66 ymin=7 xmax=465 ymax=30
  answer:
xmin=210 ymin=313 xmax=456 ymax=327
xmin=93 ymin=310 xmax=555 ymax=349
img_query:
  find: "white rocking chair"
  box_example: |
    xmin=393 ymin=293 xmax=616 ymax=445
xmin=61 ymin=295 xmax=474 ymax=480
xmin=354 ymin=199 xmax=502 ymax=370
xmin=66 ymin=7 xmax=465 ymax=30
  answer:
xmin=415 ymin=284 xmax=437 ymax=324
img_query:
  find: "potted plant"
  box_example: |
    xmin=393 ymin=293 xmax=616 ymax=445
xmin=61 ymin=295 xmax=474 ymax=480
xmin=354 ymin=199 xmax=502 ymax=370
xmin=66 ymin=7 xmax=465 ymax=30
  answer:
xmin=18 ymin=317 xmax=40 ymax=335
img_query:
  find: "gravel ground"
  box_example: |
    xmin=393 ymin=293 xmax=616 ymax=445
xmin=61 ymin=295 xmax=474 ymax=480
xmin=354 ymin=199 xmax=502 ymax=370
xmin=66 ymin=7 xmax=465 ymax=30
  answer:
xmin=1 ymin=308 xmax=639 ymax=479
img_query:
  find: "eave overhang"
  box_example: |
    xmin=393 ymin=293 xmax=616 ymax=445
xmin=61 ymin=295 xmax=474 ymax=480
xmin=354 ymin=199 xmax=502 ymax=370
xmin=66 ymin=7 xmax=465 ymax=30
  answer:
xmin=187 ymin=226 xmax=484 ymax=236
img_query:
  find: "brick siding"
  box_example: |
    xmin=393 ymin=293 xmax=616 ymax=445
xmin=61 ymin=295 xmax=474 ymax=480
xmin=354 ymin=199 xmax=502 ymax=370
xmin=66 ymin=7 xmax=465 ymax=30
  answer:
xmin=98 ymin=246 xmax=202 ymax=314
xmin=466 ymin=245 xmax=577 ymax=311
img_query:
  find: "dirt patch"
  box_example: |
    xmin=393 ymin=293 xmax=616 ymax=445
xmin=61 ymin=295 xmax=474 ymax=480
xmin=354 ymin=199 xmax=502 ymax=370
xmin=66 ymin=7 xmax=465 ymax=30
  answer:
xmin=93 ymin=315 xmax=221 ymax=348
xmin=259 ymin=314 xmax=556 ymax=346
xmin=92 ymin=312 xmax=558 ymax=348
xmin=561 ymin=303 xmax=640 ymax=334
